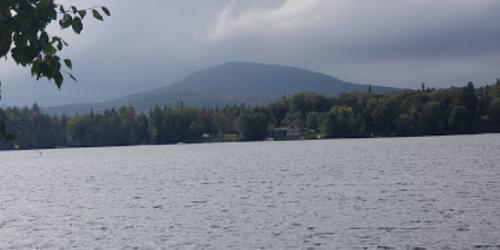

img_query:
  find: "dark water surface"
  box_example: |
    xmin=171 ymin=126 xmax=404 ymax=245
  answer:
xmin=1 ymin=134 xmax=499 ymax=249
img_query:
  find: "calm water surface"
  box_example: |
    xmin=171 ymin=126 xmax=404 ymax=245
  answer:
xmin=1 ymin=134 xmax=499 ymax=249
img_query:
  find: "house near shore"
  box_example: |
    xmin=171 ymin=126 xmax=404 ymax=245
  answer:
xmin=271 ymin=125 xmax=303 ymax=140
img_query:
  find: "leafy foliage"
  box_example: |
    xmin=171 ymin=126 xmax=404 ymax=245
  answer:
xmin=0 ymin=1 xmax=109 ymax=140
xmin=0 ymin=1 xmax=110 ymax=88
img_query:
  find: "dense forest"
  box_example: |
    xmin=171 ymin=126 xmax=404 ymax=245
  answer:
xmin=1 ymin=80 xmax=499 ymax=150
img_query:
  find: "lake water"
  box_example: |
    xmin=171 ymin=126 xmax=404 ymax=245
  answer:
xmin=0 ymin=134 xmax=499 ymax=249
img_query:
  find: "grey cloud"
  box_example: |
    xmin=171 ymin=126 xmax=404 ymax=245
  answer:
xmin=1 ymin=0 xmax=499 ymax=106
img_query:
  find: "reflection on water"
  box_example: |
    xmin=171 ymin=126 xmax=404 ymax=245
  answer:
xmin=0 ymin=134 xmax=499 ymax=249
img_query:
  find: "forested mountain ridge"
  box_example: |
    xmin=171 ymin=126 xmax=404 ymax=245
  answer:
xmin=1 ymin=80 xmax=499 ymax=150
xmin=45 ymin=62 xmax=397 ymax=115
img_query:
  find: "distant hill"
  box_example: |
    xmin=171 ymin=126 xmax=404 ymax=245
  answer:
xmin=45 ymin=62 xmax=398 ymax=115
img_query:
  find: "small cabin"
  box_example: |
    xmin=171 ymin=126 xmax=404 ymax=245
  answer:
xmin=272 ymin=128 xmax=288 ymax=140
xmin=271 ymin=125 xmax=303 ymax=140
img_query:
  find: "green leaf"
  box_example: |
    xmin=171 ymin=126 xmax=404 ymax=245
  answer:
xmin=64 ymin=59 xmax=72 ymax=69
xmin=102 ymin=7 xmax=111 ymax=16
xmin=78 ymin=10 xmax=87 ymax=19
xmin=54 ymin=72 xmax=64 ymax=89
xmin=39 ymin=0 xmax=52 ymax=8
xmin=40 ymin=32 xmax=49 ymax=45
xmin=14 ymin=33 xmax=27 ymax=47
xmin=71 ymin=6 xmax=78 ymax=14
xmin=56 ymin=40 xmax=63 ymax=50
xmin=59 ymin=14 xmax=72 ymax=29
xmin=48 ymin=7 xmax=58 ymax=20
xmin=92 ymin=9 xmax=103 ymax=21
xmin=43 ymin=44 xmax=57 ymax=56
xmin=11 ymin=47 xmax=35 ymax=66
xmin=0 ymin=34 xmax=12 ymax=58
xmin=31 ymin=60 xmax=42 ymax=77
xmin=69 ymin=73 xmax=77 ymax=82
xmin=71 ymin=17 xmax=83 ymax=34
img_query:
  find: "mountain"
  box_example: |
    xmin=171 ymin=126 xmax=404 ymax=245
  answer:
xmin=46 ymin=62 xmax=398 ymax=115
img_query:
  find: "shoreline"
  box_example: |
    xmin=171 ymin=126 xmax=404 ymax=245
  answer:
xmin=1 ymin=132 xmax=497 ymax=153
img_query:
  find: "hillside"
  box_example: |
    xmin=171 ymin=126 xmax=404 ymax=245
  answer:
xmin=46 ymin=62 xmax=398 ymax=115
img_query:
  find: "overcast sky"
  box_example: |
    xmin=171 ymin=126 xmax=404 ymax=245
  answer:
xmin=1 ymin=0 xmax=499 ymax=106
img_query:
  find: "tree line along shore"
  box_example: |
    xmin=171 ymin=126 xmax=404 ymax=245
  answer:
xmin=1 ymin=80 xmax=499 ymax=150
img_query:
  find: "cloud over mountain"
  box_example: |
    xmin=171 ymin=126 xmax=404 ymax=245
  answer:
xmin=1 ymin=0 xmax=499 ymax=107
